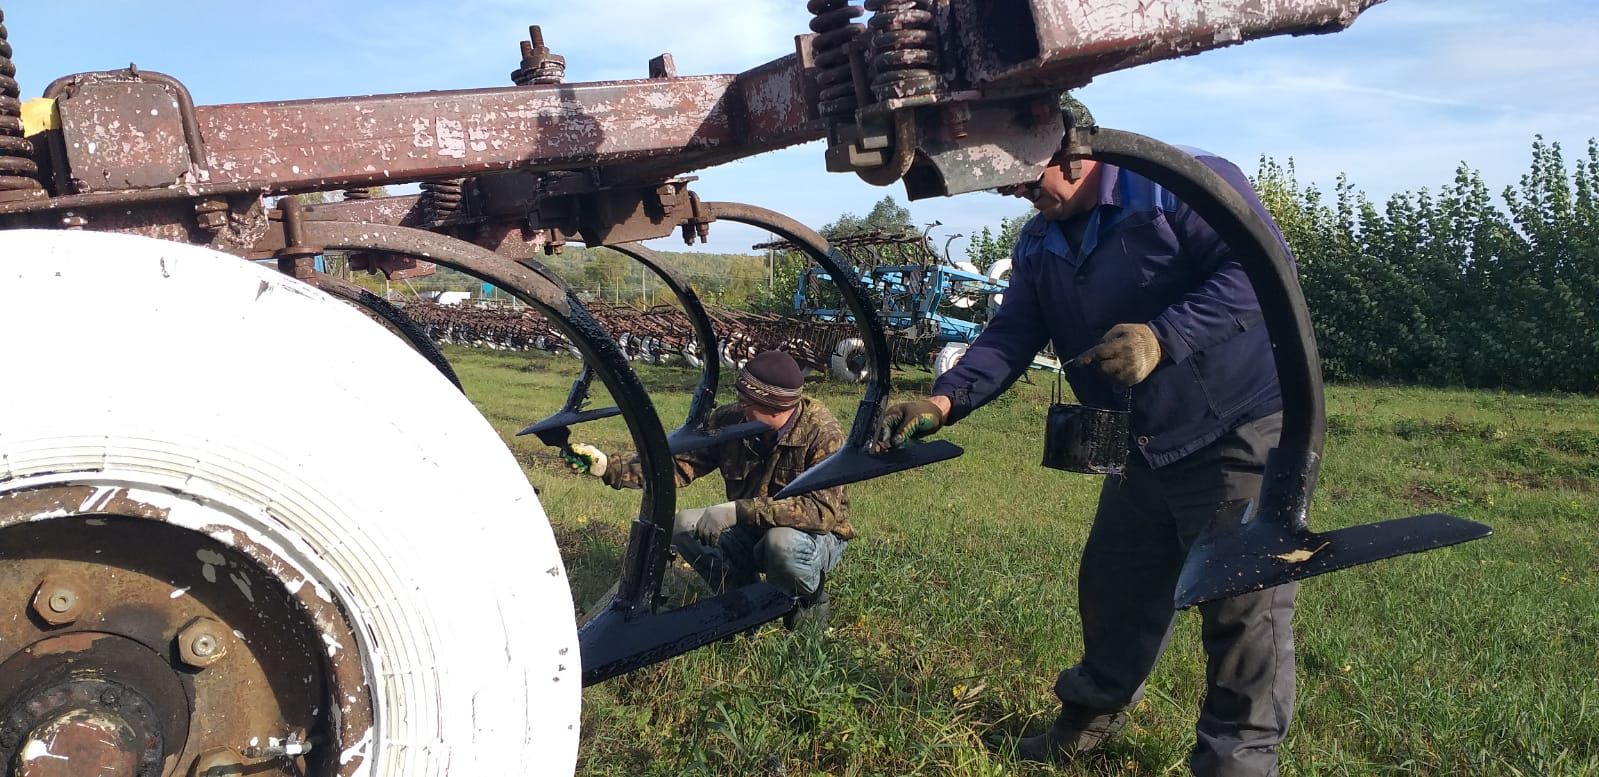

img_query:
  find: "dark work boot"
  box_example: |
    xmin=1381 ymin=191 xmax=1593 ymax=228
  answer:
xmin=783 ymin=588 xmax=831 ymax=631
xmin=1014 ymin=706 xmax=1128 ymax=764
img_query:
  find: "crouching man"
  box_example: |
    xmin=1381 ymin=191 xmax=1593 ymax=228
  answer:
xmin=567 ymin=350 xmax=849 ymax=628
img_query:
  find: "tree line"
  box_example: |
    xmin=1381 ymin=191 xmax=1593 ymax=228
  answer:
xmin=962 ymin=138 xmax=1598 ymax=394
xmin=1255 ymin=138 xmax=1597 ymax=392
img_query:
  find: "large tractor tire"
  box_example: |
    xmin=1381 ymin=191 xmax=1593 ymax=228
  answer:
xmin=0 ymin=231 xmax=580 ymax=776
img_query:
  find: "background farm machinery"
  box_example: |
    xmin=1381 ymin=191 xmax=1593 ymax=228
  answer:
xmin=395 ymin=224 xmax=1024 ymax=381
xmin=0 ymin=2 xmax=1490 ymax=776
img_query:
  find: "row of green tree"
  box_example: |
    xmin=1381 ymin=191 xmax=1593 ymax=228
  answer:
xmin=958 ymin=138 xmax=1599 ymax=393
xmin=1255 ymin=138 xmax=1598 ymax=392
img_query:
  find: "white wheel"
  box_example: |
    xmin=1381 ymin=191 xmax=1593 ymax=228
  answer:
xmin=933 ymin=342 xmax=969 ymax=378
xmin=682 ymin=340 xmax=705 ymax=369
xmin=720 ymin=341 xmax=749 ymax=371
xmin=987 ymin=257 xmax=1013 ymax=309
xmin=829 ymin=336 xmax=869 ymax=383
xmin=0 ymin=231 xmax=580 ymax=776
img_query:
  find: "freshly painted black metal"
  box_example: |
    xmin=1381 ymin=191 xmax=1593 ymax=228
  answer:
xmin=517 ymin=364 xmax=622 ymax=448
xmin=577 ymin=581 xmax=795 ymax=686
xmin=698 ymin=202 xmax=963 ymax=499
xmin=292 ymin=220 xmax=677 ymax=618
xmin=609 ymin=242 xmax=770 ymax=453
xmin=513 ymin=242 xmax=768 ymax=453
xmin=291 ymin=219 xmax=807 ymax=685
xmin=1075 ymin=128 xmax=1491 ymax=607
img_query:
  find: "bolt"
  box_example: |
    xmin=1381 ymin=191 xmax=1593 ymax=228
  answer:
xmin=194 ymin=200 xmax=229 ymax=233
xmin=190 ymin=634 xmax=218 ymax=658
xmin=177 ymin=617 xmax=228 ymax=669
xmin=47 ymin=590 xmax=75 ymax=613
xmin=31 ymin=580 xmax=82 ymax=625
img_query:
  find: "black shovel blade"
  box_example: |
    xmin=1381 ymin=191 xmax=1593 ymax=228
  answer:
xmin=1175 ymin=511 xmax=1493 ymax=608
xmin=667 ymin=419 xmax=771 ymax=455
xmin=515 ymin=405 xmax=624 ymax=447
xmin=579 ymin=581 xmax=795 ymax=686
xmin=773 ymin=439 xmax=964 ymax=499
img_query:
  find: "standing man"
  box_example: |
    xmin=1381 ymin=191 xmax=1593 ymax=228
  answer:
xmin=568 ymin=350 xmax=848 ymax=628
xmin=878 ymin=103 xmax=1296 ymax=776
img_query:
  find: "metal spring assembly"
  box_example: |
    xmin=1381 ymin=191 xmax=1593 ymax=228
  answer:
xmin=420 ymin=179 xmax=464 ymax=224
xmin=0 ymin=9 xmax=44 ymax=197
xmin=808 ymin=0 xmax=866 ymax=118
xmin=864 ymin=0 xmax=938 ymax=101
xmin=342 ymin=187 xmax=373 ymax=201
xmin=512 ymin=25 xmax=566 ymax=86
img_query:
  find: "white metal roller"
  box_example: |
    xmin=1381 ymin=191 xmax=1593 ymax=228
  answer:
xmin=829 ymin=336 xmax=869 ymax=383
xmin=682 ymin=339 xmax=705 ymax=369
xmin=932 ymin=342 xmax=969 ymax=379
xmin=986 ymin=257 xmax=1012 ymax=309
xmin=0 ymin=231 xmax=581 ymax=776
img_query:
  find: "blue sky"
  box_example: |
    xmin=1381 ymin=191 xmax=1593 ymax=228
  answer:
xmin=9 ymin=1 xmax=1597 ymax=257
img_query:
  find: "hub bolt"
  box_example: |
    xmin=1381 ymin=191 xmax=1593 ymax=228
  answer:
xmin=176 ymin=618 xmax=229 ymax=669
xmin=31 ymin=580 xmax=82 ymax=625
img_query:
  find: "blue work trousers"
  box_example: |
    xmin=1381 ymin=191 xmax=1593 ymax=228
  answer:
xmin=672 ymin=509 xmax=845 ymax=598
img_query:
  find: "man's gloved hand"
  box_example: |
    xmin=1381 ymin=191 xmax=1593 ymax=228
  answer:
xmin=694 ymin=501 xmax=738 ymax=546
xmin=874 ymin=398 xmax=947 ymax=451
xmin=561 ymin=443 xmax=608 ymax=477
xmin=1078 ymin=323 xmax=1162 ymax=387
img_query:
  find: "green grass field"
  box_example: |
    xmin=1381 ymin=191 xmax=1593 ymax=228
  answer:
xmin=444 ymin=345 xmax=1599 ymax=776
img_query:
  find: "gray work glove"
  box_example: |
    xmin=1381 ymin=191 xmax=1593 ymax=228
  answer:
xmin=694 ymin=501 xmax=738 ymax=546
xmin=1078 ymin=323 xmax=1162 ymax=387
xmin=561 ymin=443 xmax=608 ymax=478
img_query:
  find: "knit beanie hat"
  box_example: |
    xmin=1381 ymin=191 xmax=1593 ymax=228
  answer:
xmin=736 ymin=351 xmax=804 ymax=410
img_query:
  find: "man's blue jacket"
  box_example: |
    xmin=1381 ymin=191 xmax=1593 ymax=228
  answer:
xmin=932 ymin=150 xmax=1289 ymax=468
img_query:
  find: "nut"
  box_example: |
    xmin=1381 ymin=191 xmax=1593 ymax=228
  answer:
xmin=31 ymin=580 xmax=81 ymax=625
xmin=195 ymin=210 xmax=228 ymax=231
xmin=176 ymin=617 xmax=229 ymax=668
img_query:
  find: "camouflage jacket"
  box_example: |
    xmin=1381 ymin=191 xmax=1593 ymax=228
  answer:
xmin=601 ymin=396 xmax=854 ymax=539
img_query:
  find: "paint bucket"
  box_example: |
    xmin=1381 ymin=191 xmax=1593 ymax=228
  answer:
xmin=1042 ymin=402 xmax=1129 ymax=474
xmin=1042 ymin=373 xmax=1129 ymax=475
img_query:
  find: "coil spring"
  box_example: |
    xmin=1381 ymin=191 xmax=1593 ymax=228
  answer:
xmin=0 ymin=9 xmax=44 ymax=195
xmin=864 ymin=0 xmax=938 ymax=101
xmin=512 ymin=26 xmax=566 ymax=86
xmin=808 ymin=0 xmax=865 ymax=118
xmin=342 ymin=187 xmax=373 ymax=201
xmin=420 ymin=179 xmax=464 ymax=224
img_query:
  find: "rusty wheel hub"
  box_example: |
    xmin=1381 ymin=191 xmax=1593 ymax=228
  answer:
xmin=0 ymin=485 xmax=375 ymax=777
xmin=1 ymin=657 xmax=173 ymax=777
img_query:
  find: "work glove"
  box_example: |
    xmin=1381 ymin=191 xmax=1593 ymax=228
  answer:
xmin=694 ymin=501 xmax=738 ymax=546
xmin=1078 ymin=323 xmax=1162 ymax=387
xmin=561 ymin=443 xmax=608 ymax=478
xmin=874 ymin=398 xmax=946 ymax=451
